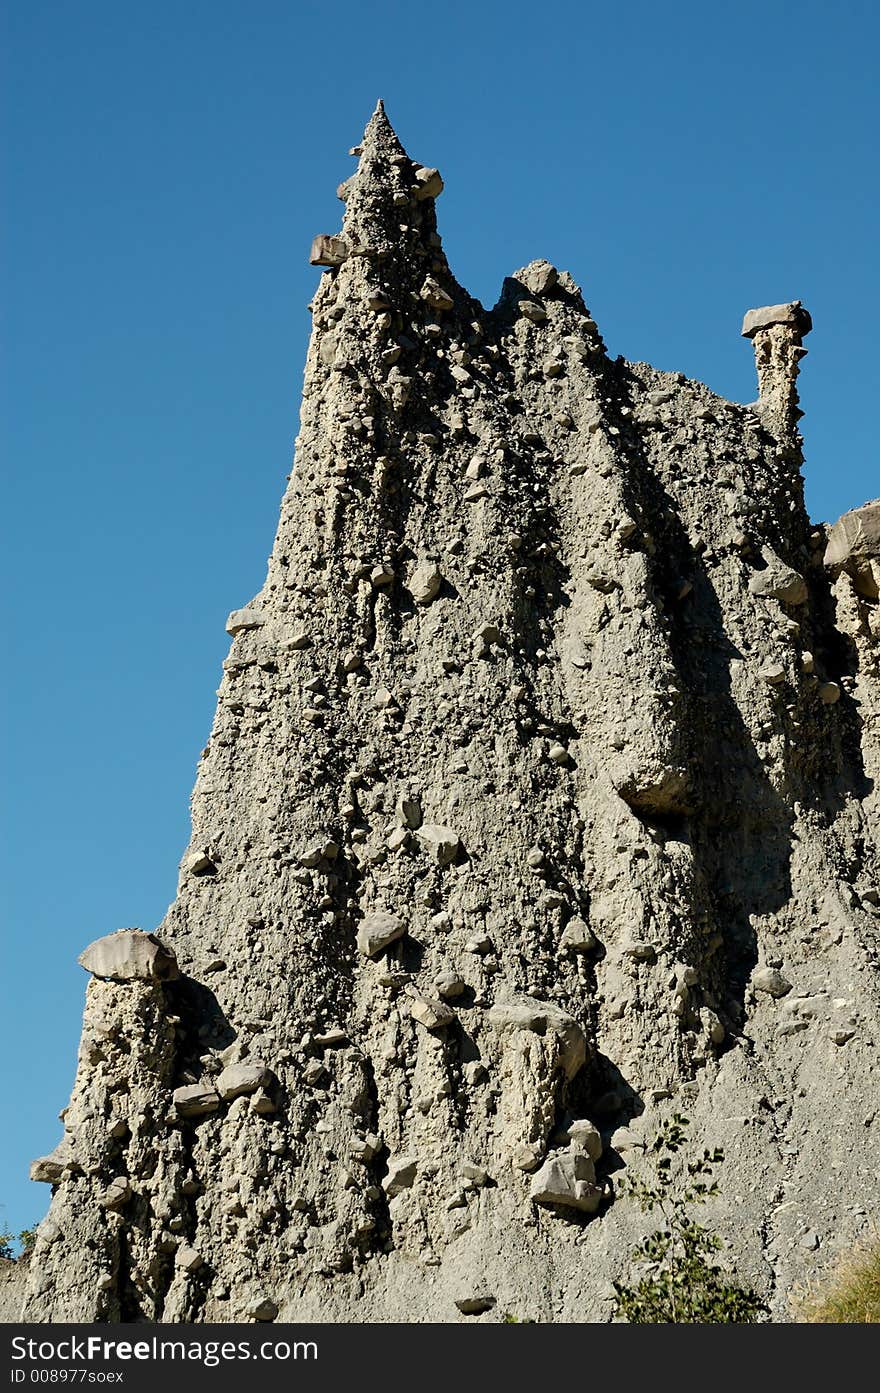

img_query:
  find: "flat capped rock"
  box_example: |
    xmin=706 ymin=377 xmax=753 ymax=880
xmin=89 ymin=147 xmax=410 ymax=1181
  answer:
xmin=824 ymin=500 xmax=880 ymax=567
xmin=741 ymin=301 xmax=812 ymax=339
xmin=79 ymin=929 xmax=179 ymax=983
xmin=488 ymin=995 xmax=587 ymax=1080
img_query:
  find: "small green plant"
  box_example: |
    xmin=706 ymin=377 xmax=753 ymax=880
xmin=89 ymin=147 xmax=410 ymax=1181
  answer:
xmin=612 ymin=1114 xmax=765 ymax=1323
xmin=0 ymin=1223 xmax=37 ymax=1261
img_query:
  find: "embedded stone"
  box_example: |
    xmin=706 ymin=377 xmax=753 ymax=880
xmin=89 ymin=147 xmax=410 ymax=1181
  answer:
xmin=415 ymin=823 xmax=461 ymax=865
xmin=410 ymin=994 xmax=456 ymax=1031
xmin=357 ymin=911 xmax=405 ymax=958
xmin=520 ymin=260 xmax=558 ymax=296
xmin=434 ymin=969 xmax=466 ymax=1001
xmin=175 ymin=1244 xmax=203 ymax=1272
xmin=29 ymin=1142 xmax=71 ymax=1184
xmin=748 ymin=550 xmax=808 ymax=605
xmin=420 ymin=278 xmax=454 ymax=312
xmin=249 ymin=1296 xmax=279 ymax=1321
xmin=752 ymin=966 xmax=793 ymax=997
xmin=565 ymin=1120 xmax=603 ymax=1161
xmin=408 ymin=562 xmax=442 ymax=606
xmin=488 ymin=996 xmax=587 ymax=1079
xmin=559 ymin=917 xmax=597 ymax=954
xmin=216 ymin=1061 xmax=274 ymax=1101
xmin=383 ymin=1155 xmax=417 ymax=1195
xmin=529 ymin=1151 xmax=602 ymax=1213
xmin=184 ymin=851 xmax=216 ymax=875
xmin=99 ymin=1177 xmax=132 ymax=1210
xmin=173 ymin=1083 xmax=221 ymax=1118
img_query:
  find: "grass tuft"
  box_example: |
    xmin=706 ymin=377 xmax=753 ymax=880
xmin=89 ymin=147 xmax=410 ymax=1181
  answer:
xmin=795 ymin=1240 xmax=880 ymax=1323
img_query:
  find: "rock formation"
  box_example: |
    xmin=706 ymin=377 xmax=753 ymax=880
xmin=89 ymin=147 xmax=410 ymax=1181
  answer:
xmin=17 ymin=102 xmax=880 ymax=1323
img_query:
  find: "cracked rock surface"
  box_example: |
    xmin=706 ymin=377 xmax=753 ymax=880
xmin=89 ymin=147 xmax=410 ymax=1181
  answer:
xmin=13 ymin=103 xmax=879 ymax=1324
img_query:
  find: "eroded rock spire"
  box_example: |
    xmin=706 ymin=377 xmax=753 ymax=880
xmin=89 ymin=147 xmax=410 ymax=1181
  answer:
xmin=17 ymin=109 xmax=880 ymax=1326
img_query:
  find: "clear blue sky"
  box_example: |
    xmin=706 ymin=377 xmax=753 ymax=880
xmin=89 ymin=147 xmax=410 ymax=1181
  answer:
xmin=2 ymin=0 xmax=877 ymax=1237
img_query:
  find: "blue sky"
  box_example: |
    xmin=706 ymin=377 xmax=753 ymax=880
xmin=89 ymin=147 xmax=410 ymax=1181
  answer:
xmin=2 ymin=0 xmax=877 ymax=1237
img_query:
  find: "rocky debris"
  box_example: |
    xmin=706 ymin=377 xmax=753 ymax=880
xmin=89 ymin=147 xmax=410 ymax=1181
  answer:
xmin=21 ymin=102 xmax=880 ymax=1328
xmin=529 ymin=1152 xmax=603 ymax=1214
xmin=356 ymin=910 xmax=406 ymax=958
xmin=79 ymin=930 xmax=179 ymax=982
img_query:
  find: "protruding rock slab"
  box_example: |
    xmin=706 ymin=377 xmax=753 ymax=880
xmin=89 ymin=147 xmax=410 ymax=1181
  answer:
xmin=309 ymin=234 xmax=349 ymax=267
xmin=78 ymin=929 xmax=179 ymax=983
xmin=173 ymin=1082 xmax=220 ymax=1117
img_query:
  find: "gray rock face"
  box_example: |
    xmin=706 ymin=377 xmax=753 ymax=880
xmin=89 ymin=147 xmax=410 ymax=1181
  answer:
xmin=20 ymin=102 xmax=880 ymax=1325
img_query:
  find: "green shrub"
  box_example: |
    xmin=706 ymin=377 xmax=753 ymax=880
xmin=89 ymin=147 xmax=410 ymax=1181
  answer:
xmin=612 ymin=1114 xmax=765 ymax=1323
xmin=0 ymin=1222 xmax=37 ymax=1261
